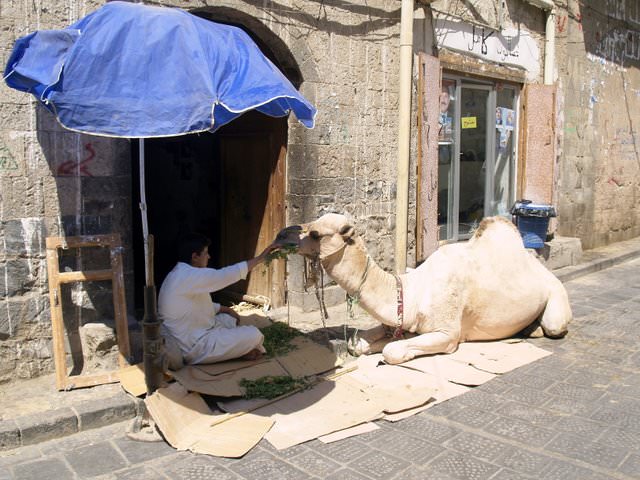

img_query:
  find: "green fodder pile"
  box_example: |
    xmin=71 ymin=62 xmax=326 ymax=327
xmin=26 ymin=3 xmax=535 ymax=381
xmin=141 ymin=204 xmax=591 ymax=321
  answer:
xmin=260 ymin=322 xmax=302 ymax=357
xmin=240 ymin=375 xmax=311 ymax=400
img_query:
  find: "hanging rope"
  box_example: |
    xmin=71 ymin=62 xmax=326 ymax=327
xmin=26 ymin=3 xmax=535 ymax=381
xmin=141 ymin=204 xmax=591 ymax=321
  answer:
xmin=304 ymin=255 xmax=329 ymax=329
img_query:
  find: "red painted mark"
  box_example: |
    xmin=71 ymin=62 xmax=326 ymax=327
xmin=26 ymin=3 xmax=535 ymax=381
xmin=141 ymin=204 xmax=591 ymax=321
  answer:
xmin=557 ymin=15 xmax=567 ymax=33
xmin=608 ymin=177 xmax=622 ymax=187
xmin=576 ymin=13 xmax=583 ymax=31
xmin=57 ymin=143 xmax=95 ymax=176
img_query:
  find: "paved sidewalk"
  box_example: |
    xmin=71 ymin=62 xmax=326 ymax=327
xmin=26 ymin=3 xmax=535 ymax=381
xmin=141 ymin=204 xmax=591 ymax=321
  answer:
xmin=1 ymin=238 xmax=640 ymax=479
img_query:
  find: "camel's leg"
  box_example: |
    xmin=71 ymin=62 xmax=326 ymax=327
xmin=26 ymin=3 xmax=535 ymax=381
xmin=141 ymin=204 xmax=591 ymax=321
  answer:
xmin=382 ymin=331 xmax=458 ymax=365
xmin=348 ymin=324 xmax=387 ymax=356
xmin=540 ymin=281 xmax=572 ymax=338
xmin=519 ymin=320 xmax=544 ymax=338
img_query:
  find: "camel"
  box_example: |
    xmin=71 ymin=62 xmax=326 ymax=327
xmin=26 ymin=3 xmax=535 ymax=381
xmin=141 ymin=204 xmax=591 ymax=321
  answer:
xmin=277 ymin=213 xmax=571 ymax=365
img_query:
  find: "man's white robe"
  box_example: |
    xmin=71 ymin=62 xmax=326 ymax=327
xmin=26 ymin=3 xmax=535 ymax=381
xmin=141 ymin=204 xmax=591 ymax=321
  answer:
xmin=158 ymin=261 xmax=264 ymax=365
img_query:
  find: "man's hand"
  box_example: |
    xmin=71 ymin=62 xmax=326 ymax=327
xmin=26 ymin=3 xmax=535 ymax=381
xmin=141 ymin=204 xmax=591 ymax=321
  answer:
xmin=218 ymin=305 xmax=240 ymax=321
xmin=247 ymin=242 xmax=282 ymax=271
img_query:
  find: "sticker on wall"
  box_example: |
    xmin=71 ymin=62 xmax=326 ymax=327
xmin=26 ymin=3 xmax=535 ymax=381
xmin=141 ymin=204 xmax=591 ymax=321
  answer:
xmin=461 ymin=117 xmax=477 ymax=129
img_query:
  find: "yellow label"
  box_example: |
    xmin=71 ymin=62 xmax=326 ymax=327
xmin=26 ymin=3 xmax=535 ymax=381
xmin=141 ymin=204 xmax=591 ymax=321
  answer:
xmin=461 ymin=117 xmax=477 ymax=129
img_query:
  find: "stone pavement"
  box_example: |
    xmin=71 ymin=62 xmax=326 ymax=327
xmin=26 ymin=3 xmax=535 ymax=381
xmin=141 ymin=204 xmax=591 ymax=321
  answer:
xmin=1 ymin=237 xmax=640 ymax=479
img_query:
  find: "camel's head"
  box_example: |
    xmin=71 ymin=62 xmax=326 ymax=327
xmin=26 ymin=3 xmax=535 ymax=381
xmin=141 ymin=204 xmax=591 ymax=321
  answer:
xmin=276 ymin=213 xmax=356 ymax=260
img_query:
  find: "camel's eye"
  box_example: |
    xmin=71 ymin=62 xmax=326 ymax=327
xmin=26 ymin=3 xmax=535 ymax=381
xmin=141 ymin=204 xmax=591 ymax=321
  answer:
xmin=309 ymin=230 xmax=320 ymax=240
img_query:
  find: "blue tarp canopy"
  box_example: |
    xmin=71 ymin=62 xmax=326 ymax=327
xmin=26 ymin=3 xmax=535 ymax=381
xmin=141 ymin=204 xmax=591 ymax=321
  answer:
xmin=3 ymin=1 xmax=316 ymax=138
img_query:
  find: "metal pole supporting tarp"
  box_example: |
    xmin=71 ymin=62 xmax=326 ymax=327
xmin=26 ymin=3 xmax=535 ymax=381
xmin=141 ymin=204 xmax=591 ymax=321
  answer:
xmin=139 ymin=139 xmax=164 ymax=394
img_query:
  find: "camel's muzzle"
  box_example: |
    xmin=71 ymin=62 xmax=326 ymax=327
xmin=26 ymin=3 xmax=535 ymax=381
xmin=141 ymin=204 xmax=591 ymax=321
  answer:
xmin=276 ymin=225 xmax=303 ymax=246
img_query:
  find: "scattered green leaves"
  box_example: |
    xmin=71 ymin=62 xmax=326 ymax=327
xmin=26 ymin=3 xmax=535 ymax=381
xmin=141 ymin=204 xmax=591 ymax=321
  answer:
xmin=240 ymin=375 xmax=311 ymax=399
xmin=260 ymin=322 xmax=302 ymax=357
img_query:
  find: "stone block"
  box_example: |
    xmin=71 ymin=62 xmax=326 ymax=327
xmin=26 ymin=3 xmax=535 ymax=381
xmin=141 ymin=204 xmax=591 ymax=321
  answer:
xmin=0 ymin=131 xmax=25 ymax=177
xmin=317 ymin=145 xmax=357 ymax=178
xmin=537 ymin=236 xmax=583 ymax=270
xmin=0 ymin=258 xmax=30 ymax=297
xmin=1 ymin=217 xmax=46 ymax=256
xmin=81 ymin=176 xmax=130 ymax=200
xmin=73 ymin=393 xmax=137 ymax=431
xmin=287 ymin=144 xmax=317 ymax=178
xmin=288 ymin=284 xmax=346 ymax=312
xmin=15 ymin=407 xmax=78 ymax=446
xmin=0 ymin=420 xmax=21 ymax=451
xmin=0 ymin=295 xmax=49 ymax=339
xmin=12 ymin=458 xmax=75 ymax=480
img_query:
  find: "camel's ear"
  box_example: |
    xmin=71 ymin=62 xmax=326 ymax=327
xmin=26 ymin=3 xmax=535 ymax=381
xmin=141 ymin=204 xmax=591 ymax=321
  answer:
xmin=339 ymin=224 xmax=355 ymax=244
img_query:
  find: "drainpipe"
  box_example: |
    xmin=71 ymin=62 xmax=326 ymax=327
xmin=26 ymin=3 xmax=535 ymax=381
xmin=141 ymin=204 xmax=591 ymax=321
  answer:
xmin=394 ymin=0 xmax=414 ymax=274
xmin=523 ymin=0 xmax=555 ymax=84
xmin=543 ymin=7 xmax=556 ymax=85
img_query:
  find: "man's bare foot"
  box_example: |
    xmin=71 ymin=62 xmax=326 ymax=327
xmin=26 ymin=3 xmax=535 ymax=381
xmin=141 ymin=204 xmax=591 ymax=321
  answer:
xmin=240 ymin=348 xmax=263 ymax=361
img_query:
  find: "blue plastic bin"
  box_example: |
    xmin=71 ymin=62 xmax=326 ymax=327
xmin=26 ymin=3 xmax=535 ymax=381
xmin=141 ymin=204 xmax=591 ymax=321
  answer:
xmin=510 ymin=201 xmax=556 ymax=249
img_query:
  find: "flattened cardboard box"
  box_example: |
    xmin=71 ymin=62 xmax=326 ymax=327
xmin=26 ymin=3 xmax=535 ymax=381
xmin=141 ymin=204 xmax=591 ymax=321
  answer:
xmin=145 ymin=383 xmax=273 ymax=458
xmin=172 ymin=335 xmax=343 ymax=397
xmin=146 ymin=339 xmax=551 ymax=455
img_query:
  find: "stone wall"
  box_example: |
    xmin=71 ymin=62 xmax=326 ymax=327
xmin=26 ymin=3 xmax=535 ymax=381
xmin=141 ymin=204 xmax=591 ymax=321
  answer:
xmin=1 ymin=1 xmax=134 ymax=383
xmin=556 ymin=0 xmax=640 ymax=248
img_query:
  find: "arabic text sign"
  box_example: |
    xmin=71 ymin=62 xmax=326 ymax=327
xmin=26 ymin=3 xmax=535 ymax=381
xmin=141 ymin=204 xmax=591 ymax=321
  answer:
xmin=434 ymin=18 xmax=541 ymax=79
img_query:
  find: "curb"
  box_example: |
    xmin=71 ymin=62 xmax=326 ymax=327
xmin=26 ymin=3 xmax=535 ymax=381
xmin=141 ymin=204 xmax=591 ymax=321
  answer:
xmin=0 ymin=392 xmax=139 ymax=451
xmin=553 ymin=245 xmax=640 ymax=283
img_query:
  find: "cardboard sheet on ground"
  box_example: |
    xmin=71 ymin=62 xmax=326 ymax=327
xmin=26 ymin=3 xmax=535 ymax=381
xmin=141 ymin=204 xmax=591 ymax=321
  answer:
xmin=447 ymin=340 xmax=552 ymax=374
xmin=187 ymin=357 xmax=269 ymax=377
xmin=119 ymin=363 xmax=172 ymax=397
xmin=173 ymin=359 xmax=288 ymax=397
xmin=402 ymin=355 xmax=497 ymax=386
xmin=318 ymin=422 xmax=380 ymax=443
xmin=276 ymin=336 xmax=343 ymax=377
xmin=145 ymin=383 xmax=273 ymax=458
xmin=346 ymin=363 xmax=437 ymax=413
xmin=119 ymin=364 xmax=147 ymax=397
xmin=383 ymin=382 xmax=470 ymax=421
xmin=172 ymin=336 xmax=341 ymax=397
xmin=216 ymin=365 xmax=356 ymax=414
xmin=256 ymin=377 xmax=384 ymax=450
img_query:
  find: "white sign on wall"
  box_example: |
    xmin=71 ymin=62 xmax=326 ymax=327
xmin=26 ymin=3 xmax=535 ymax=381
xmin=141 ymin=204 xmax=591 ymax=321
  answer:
xmin=434 ymin=18 xmax=541 ymax=80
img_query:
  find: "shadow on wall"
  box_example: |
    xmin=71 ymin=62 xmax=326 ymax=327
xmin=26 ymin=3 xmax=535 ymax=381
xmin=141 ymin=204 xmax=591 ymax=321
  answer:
xmin=199 ymin=1 xmax=401 ymax=40
xmin=576 ymin=3 xmax=640 ymax=70
xmin=35 ymin=105 xmax=139 ymax=373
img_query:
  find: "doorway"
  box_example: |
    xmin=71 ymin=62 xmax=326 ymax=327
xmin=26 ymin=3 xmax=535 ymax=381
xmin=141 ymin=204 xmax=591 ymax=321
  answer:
xmin=131 ymin=110 xmax=288 ymax=314
xmin=438 ymin=77 xmax=519 ymax=241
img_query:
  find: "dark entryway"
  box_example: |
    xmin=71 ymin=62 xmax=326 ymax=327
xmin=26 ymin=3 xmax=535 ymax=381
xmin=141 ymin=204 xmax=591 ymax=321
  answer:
xmin=131 ymin=110 xmax=288 ymax=314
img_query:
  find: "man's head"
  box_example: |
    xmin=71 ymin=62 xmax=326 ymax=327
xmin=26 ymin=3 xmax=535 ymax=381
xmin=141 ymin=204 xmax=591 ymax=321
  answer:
xmin=178 ymin=233 xmax=211 ymax=268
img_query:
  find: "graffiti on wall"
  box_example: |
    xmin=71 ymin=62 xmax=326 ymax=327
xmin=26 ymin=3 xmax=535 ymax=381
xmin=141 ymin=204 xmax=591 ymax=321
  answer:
xmin=606 ymin=0 xmax=640 ymax=24
xmin=57 ymin=143 xmax=96 ymax=176
xmin=0 ymin=144 xmax=19 ymax=171
xmin=595 ymin=28 xmax=640 ymax=64
xmin=591 ymin=1 xmax=640 ymax=65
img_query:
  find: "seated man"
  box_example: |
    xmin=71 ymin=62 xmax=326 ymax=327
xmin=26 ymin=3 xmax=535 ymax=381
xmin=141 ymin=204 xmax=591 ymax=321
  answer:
xmin=158 ymin=233 xmax=278 ymax=365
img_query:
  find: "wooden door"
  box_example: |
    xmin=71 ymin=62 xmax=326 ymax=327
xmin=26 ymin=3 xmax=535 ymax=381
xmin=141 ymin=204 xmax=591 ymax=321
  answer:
xmin=216 ymin=112 xmax=287 ymax=307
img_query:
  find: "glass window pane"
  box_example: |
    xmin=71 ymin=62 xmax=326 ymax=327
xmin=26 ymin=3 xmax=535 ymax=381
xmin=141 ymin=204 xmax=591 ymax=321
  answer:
xmin=438 ymin=79 xmax=456 ymax=240
xmin=492 ymin=87 xmax=517 ymax=216
xmin=458 ymin=87 xmax=488 ymax=235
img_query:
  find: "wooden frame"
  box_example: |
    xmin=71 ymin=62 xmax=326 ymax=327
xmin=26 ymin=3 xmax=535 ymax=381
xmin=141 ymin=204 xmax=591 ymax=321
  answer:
xmin=46 ymin=234 xmax=131 ymax=390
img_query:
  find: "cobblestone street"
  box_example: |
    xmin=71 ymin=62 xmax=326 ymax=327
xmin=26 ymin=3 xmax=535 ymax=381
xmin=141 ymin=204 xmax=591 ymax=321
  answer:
xmin=1 ymin=258 xmax=639 ymax=480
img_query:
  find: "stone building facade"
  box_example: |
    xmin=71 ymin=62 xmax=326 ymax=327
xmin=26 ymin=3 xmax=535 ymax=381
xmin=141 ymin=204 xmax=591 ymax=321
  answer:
xmin=0 ymin=0 xmax=638 ymax=382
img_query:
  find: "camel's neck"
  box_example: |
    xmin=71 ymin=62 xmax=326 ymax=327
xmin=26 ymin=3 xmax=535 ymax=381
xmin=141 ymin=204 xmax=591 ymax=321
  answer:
xmin=322 ymin=241 xmax=398 ymax=326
